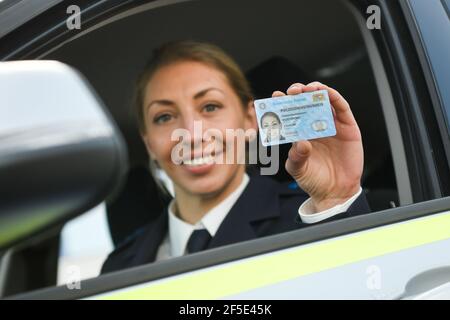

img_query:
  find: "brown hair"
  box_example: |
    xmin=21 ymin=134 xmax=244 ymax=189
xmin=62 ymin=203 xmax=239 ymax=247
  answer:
xmin=134 ymin=40 xmax=253 ymax=133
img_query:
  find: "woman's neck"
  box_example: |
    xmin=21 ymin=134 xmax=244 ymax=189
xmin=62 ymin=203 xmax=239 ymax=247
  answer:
xmin=173 ymin=167 xmax=245 ymax=225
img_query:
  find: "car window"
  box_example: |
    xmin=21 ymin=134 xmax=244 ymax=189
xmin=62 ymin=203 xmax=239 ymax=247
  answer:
xmin=2 ymin=0 xmax=449 ymax=298
xmin=42 ymin=0 xmax=396 ymax=279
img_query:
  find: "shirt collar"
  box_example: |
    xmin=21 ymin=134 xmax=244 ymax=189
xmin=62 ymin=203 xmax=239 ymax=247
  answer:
xmin=168 ymin=173 xmax=250 ymax=257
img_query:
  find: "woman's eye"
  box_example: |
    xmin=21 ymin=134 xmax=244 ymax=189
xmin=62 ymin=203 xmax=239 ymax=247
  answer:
xmin=153 ymin=114 xmax=172 ymax=124
xmin=203 ymin=104 xmax=219 ymax=113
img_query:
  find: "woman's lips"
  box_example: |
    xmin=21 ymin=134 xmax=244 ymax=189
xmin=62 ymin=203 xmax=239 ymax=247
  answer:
xmin=182 ymin=154 xmax=214 ymax=166
xmin=180 ymin=152 xmax=222 ymax=175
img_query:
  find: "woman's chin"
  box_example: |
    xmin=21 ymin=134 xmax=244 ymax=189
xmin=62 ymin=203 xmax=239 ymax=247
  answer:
xmin=183 ymin=180 xmax=223 ymax=197
xmin=175 ymin=164 xmax=234 ymax=196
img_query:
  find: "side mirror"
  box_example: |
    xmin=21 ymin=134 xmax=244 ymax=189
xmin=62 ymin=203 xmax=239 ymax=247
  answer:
xmin=0 ymin=61 xmax=128 ymax=250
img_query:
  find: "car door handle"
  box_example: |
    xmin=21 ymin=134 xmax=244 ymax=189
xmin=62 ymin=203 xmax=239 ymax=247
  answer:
xmin=397 ymin=266 xmax=450 ymax=299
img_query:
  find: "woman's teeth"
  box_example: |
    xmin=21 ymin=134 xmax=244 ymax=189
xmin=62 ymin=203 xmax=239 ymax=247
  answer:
xmin=183 ymin=155 xmax=214 ymax=166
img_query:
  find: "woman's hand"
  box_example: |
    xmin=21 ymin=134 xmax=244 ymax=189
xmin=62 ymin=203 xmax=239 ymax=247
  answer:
xmin=274 ymin=82 xmax=363 ymax=212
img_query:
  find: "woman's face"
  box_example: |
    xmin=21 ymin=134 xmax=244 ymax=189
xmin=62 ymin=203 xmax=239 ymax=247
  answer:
xmin=142 ymin=61 xmax=257 ymax=197
xmin=262 ymin=114 xmax=282 ymax=140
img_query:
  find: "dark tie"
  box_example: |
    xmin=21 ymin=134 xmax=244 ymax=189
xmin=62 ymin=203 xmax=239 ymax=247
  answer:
xmin=186 ymin=229 xmax=212 ymax=254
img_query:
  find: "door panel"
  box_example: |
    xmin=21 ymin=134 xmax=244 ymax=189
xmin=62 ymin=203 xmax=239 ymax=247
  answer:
xmin=88 ymin=209 xmax=450 ymax=299
xmin=10 ymin=196 xmax=450 ymax=299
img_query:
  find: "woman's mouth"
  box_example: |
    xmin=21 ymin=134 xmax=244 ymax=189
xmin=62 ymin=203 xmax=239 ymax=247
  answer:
xmin=181 ymin=153 xmax=221 ymax=175
xmin=182 ymin=154 xmax=214 ymax=166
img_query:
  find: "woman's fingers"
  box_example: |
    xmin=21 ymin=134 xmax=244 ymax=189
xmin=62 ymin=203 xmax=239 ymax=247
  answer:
xmin=286 ymin=83 xmax=306 ymax=95
xmin=303 ymin=81 xmax=356 ymax=125
xmin=272 ymin=83 xmax=306 ymax=97
xmin=272 ymin=90 xmax=285 ymax=97
xmin=285 ymin=140 xmax=312 ymax=178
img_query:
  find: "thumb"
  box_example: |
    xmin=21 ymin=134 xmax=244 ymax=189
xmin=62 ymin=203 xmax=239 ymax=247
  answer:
xmin=285 ymin=141 xmax=312 ymax=177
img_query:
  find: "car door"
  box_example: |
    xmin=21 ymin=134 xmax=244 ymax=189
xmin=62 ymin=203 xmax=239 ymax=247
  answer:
xmin=1 ymin=0 xmax=450 ymax=299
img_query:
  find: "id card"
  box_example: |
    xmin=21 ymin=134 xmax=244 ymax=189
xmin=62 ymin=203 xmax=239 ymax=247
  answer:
xmin=254 ymin=90 xmax=336 ymax=147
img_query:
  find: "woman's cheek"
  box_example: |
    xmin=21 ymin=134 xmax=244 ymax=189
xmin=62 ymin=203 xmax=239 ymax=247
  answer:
xmin=148 ymin=131 xmax=174 ymax=162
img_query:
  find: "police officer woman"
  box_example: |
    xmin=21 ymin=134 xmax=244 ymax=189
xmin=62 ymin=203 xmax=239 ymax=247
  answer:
xmin=101 ymin=41 xmax=369 ymax=273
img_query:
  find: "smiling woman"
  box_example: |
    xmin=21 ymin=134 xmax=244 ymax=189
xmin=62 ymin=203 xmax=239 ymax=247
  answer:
xmin=100 ymin=40 xmax=371 ymax=274
xmin=138 ymin=42 xmax=256 ymax=209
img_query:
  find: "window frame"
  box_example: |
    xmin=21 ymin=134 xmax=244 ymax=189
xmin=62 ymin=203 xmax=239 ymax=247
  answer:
xmin=400 ymin=0 xmax=450 ymax=195
xmin=353 ymin=0 xmax=447 ymax=202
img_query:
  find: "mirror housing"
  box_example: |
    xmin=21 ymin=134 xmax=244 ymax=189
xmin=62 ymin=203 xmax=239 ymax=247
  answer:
xmin=0 ymin=61 xmax=128 ymax=250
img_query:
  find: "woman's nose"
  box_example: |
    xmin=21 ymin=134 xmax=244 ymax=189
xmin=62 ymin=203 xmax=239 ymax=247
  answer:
xmin=180 ymin=114 xmax=204 ymax=146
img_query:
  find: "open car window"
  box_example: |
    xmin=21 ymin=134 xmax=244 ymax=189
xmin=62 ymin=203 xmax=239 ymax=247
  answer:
xmin=1 ymin=0 xmax=449 ymax=299
xmin=44 ymin=0 xmax=397 ymax=275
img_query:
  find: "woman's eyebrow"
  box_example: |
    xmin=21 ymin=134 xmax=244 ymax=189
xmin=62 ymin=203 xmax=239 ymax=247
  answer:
xmin=193 ymin=87 xmax=224 ymax=99
xmin=147 ymin=88 xmax=223 ymax=111
xmin=146 ymin=99 xmax=174 ymax=111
